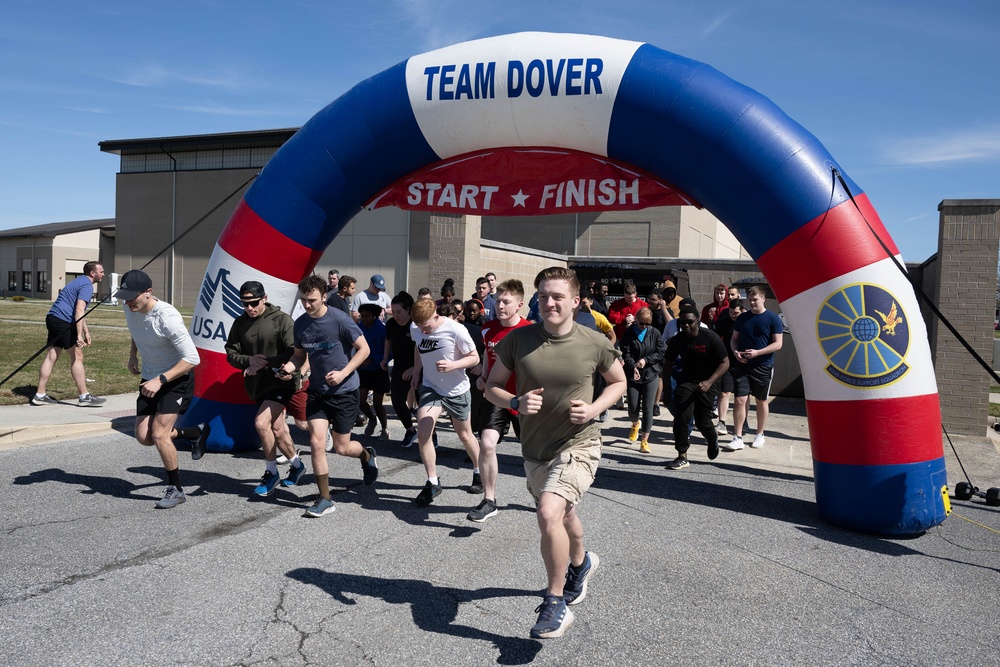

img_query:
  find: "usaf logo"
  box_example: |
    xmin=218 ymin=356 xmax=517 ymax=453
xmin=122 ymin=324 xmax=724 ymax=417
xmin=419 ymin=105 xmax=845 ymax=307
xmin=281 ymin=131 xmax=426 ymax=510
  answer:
xmin=816 ymin=283 xmax=910 ymax=388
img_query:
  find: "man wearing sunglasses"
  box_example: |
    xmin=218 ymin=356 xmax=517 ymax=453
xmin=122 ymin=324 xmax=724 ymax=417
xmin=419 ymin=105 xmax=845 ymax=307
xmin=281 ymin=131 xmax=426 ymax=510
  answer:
xmin=662 ymin=304 xmax=730 ymax=470
xmin=225 ymin=281 xmax=307 ymax=498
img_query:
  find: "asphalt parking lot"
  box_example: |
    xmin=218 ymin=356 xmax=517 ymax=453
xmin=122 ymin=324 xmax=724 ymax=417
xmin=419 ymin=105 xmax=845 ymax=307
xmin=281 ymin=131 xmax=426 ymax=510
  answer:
xmin=1 ymin=396 xmax=999 ymax=666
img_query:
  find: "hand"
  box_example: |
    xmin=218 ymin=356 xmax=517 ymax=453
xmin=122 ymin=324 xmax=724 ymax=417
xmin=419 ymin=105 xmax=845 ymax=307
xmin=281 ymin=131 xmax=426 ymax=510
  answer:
xmin=569 ymin=399 xmax=594 ymax=424
xmin=402 ymin=368 xmax=414 ymax=382
xmin=247 ymin=354 xmax=268 ymax=371
xmin=698 ymin=380 xmax=712 ymax=393
xmin=636 ymin=358 xmax=646 ymax=368
xmin=625 ymin=314 xmax=635 ymax=325
xmin=476 ymin=375 xmax=487 ymax=391
xmin=325 ymin=369 xmax=349 ymax=386
xmin=140 ymin=376 xmax=162 ymax=397
xmin=127 ymin=356 xmax=140 ymax=375
xmin=273 ymin=366 xmax=292 ymax=380
xmin=469 ymin=365 xmax=482 ymax=376
xmin=633 ymin=368 xmax=641 ymax=382
xmin=520 ymin=388 xmax=544 ymax=415
xmin=379 ymin=359 xmax=388 ymax=371
xmin=435 ymin=359 xmax=453 ymax=373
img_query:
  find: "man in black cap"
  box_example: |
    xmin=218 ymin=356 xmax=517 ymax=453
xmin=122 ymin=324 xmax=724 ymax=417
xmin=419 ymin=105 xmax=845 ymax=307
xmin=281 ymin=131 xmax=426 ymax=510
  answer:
xmin=116 ymin=269 xmax=209 ymax=509
xmin=225 ymin=280 xmax=307 ymax=497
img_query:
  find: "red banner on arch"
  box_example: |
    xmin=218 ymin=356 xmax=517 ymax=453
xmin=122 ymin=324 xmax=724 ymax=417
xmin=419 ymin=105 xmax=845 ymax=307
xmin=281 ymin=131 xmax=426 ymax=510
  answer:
xmin=366 ymin=147 xmax=698 ymax=216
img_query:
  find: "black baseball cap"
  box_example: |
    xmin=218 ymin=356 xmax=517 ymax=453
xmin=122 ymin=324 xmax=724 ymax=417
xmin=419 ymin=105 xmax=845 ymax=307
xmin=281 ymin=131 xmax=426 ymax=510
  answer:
xmin=240 ymin=280 xmax=265 ymax=299
xmin=114 ymin=269 xmax=153 ymax=300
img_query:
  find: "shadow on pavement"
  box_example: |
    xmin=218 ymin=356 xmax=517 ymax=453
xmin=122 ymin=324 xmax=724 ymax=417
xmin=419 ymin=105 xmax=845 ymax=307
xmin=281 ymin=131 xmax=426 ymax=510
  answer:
xmin=287 ymin=567 xmax=543 ymax=665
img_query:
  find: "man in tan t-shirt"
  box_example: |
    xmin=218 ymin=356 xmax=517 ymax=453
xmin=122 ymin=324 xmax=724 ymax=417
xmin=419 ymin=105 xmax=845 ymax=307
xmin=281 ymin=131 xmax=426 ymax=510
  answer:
xmin=486 ymin=266 xmax=625 ymax=641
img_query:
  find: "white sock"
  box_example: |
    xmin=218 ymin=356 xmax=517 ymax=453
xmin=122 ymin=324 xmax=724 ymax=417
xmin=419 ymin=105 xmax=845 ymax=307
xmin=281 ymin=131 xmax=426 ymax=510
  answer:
xmin=289 ymin=455 xmax=302 ymax=467
xmin=428 ymin=476 xmax=439 ymax=485
xmin=266 ymin=460 xmax=278 ymax=475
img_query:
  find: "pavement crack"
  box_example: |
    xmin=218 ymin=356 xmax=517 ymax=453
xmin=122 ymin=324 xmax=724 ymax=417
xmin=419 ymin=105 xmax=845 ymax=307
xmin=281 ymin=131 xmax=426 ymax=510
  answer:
xmin=1 ymin=511 xmax=279 ymax=608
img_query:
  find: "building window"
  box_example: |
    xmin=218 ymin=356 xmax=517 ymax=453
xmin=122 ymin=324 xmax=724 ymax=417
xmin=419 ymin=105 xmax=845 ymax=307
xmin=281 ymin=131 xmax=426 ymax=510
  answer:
xmin=37 ymin=271 xmax=48 ymax=293
xmin=7 ymin=271 xmax=16 ymax=290
xmin=22 ymin=271 xmax=31 ymax=292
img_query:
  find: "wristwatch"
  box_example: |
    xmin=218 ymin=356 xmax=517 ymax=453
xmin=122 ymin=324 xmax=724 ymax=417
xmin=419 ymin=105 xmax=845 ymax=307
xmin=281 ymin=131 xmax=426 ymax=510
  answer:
xmin=158 ymin=374 xmax=168 ymax=384
xmin=510 ymin=396 xmax=519 ymax=411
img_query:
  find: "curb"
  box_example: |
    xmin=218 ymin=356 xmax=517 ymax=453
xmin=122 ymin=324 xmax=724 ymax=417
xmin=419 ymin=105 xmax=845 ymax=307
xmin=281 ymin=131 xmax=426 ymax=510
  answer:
xmin=0 ymin=422 xmax=114 ymax=451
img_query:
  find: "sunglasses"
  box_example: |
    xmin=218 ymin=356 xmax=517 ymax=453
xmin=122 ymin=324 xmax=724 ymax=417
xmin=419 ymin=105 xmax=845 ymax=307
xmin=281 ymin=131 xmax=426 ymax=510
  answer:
xmin=241 ymin=298 xmax=262 ymax=308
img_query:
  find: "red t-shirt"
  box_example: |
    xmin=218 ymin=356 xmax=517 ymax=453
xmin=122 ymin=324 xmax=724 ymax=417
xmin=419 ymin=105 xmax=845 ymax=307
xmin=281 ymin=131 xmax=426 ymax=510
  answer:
xmin=483 ymin=317 xmax=534 ymax=410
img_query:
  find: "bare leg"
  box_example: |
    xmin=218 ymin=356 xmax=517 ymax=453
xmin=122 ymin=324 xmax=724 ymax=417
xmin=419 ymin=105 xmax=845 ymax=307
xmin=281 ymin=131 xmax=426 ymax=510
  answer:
xmin=416 ymin=405 xmax=442 ymax=479
xmin=35 ymin=347 xmax=61 ymax=395
xmin=537 ymin=492 xmax=584 ymax=597
xmin=451 ymin=417 xmax=480 ymax=470
xmin=479 ymin=429 xmax=501 ymax=499
xmin=733 ymin=396 xmax=749 ymax=438
xmin=68 ymin=346 xmax=88 ymax=395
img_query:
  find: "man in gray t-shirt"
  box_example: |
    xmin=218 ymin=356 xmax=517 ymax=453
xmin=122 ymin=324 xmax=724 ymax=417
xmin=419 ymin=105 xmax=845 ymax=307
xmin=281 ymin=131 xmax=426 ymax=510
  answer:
xmin=279 ymin=274 xmax=378 ymax=518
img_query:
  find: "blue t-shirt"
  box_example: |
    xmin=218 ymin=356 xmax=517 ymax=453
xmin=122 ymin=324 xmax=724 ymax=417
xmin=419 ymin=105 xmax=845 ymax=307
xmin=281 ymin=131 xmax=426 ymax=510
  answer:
xmin=294 ymin=307 xmax=361 ymax=395
xmin=734 ymin=309 xmax=783 ymax=367
xmin=358 ymin=318 xmax=387 ymax=371
xmin=48 ymin=275 xmax=94 ymax=322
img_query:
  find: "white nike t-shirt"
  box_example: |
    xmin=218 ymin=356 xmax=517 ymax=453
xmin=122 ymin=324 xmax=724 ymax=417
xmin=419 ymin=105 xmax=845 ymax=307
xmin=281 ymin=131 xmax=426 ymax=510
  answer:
xmin=410 ymin=317 xmax=476 ymax=397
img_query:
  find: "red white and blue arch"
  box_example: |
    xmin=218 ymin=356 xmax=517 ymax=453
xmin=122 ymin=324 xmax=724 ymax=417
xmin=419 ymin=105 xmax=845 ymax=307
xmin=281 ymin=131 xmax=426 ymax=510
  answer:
xmin=183 ymin=32 xmax=946 ymax=536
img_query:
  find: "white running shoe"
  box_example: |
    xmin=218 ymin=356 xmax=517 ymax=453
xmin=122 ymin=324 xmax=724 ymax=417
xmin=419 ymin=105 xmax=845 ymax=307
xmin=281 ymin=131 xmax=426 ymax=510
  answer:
xmin=722 ymin=436 xmax=744 ymax=452
xmin=325 ymin=431 xmax=334 ymax=453
xmin=750 ymin=434 xmax=765 ymax=449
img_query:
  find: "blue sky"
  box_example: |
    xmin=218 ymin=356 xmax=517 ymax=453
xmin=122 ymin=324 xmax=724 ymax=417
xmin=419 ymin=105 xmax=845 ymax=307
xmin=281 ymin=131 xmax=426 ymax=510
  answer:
xmin=2 ymin=0 xmax=997 ymax=261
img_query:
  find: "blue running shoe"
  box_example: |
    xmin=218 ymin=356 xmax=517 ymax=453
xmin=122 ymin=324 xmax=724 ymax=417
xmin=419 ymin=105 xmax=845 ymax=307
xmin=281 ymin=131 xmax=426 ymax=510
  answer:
xmin=282 ymin=461 xmax=306 ymax=488
xmin=253 ymin=471 xmax=280 ymax=497
xmin=563 ymin=552 xmax=600 ymax=606
xmin=530 ymin=595 xmax=574 ymax=639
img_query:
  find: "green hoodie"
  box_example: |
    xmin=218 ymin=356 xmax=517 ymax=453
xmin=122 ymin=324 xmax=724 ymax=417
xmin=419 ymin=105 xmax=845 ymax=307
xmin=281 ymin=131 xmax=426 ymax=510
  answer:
xmin=224 ymin=303 xmax=299 ymax=401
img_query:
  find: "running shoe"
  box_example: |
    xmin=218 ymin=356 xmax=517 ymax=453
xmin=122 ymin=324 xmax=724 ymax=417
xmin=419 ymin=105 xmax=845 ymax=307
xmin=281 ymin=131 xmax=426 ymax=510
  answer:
xmin=30 ymin=394 xmax=58 ymax=406
xmin=401 ymin=428 xmax=417 ymax=448
xmin=282 ymin=461 xmax=306 ymax=487
xmin=722 ymin=436 xmax=744 ymax=452
xmin=305 ymin=497 xmax=335 ymax=517
xmin=191 ymin=423 xmax=210 ymax=461
xmin=364 ymin=419 xmax=377 ymax=437
xmin=361 ymin=446 xmax=379 ymax=486
xmin=467 ymin=498 xmax=498 ymax=523
xmin=253 ymin=471 xmax=280 ymax=497
xmin=707 ymin=439 xmax=720 ymax=460
xmin=530 ymin=595 xmax=574 ymax=639
xmin=414 ymin=480 xmax=442 ymax=506
xmin=639 ymin=440 xmax=651 ymax=454
xmin=155 ymin=486 xmax=186 ymax=509
xmin=665 ymin=455 xmax=689 ymax=470
xmin=468 ymin=472 xmax=483 ymax=494
xmin=628 ymin=424 xmax=639 ymax=442
xmin=77 ymin=393 xmax=107 ymax=407
xmin=716 ymin=421 xmax=728 ymax=435
xmin=563 ymin=552 xmax=600 ymax=606
xmin=750 ymin=433 xmax=766 ymax=449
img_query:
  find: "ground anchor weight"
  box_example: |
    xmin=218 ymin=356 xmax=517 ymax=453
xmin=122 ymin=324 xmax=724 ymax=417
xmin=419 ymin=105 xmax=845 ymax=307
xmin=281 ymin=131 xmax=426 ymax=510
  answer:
xmin=953 ymin=482 xmax=1000 ymax=507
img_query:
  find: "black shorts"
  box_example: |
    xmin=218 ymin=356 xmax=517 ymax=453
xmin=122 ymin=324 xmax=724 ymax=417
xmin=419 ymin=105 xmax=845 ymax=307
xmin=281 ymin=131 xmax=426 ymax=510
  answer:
xmin=478 ymin=401 xmax=519 ymax=440
xmin=136 ymin=374 xmax=194 ymax=416
xmin=306 ymin=388 xmax=361 ymax=435
xmin=358 ymin=368 xmax=391 ymax=394
xmin=719 ymin=367 xmax=735 ymax=394
xmin=254 ymin=379 xmax=298 ymax=407
xmin=732 ymin=364 xmax=774 ymax=401
xmin=45 ymin=314 xmax=77 ymax=350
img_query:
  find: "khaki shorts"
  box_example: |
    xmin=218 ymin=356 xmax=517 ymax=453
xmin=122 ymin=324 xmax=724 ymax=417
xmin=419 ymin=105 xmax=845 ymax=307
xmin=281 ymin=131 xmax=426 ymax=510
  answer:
xmin=524 ymin=438 xmax=602 ymax=506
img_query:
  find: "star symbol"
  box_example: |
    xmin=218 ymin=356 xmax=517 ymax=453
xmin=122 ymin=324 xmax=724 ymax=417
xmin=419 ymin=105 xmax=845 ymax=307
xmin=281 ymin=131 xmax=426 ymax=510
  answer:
xmin=511 ymin=189 xmax=529 ymax=207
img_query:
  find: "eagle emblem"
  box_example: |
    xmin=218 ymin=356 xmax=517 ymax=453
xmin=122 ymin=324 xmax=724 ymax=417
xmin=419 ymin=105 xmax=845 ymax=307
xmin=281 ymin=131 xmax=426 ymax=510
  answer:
xmin=875 ymin=302 xmax=903 ymax=336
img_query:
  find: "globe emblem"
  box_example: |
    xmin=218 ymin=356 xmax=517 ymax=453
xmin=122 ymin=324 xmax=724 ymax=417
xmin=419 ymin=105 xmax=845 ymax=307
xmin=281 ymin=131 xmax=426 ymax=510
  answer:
xmin=851 ymin=316 xmax=879 ymax=342
xmin=817 ymin=283 xmax=910 ymax=387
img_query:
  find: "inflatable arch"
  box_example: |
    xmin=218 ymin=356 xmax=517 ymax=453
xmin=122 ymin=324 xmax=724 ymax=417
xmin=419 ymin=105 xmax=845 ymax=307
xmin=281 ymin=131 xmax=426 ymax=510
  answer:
xmin=183 ymin=32 xmax=947 ymax=536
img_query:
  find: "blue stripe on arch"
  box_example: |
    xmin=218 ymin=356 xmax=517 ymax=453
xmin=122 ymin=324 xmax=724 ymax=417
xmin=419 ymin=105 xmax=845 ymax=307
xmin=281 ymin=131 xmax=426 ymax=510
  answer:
xmin=245 ymin=60 xmax=439 ymax=250
xmin=608 ymin=43 xmax=862 ymax=260
xmin=813 ymin=458 xmax=948 ymax=535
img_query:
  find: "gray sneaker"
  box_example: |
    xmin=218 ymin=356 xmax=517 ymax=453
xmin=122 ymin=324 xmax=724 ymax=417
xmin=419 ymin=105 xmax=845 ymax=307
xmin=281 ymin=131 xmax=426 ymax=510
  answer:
xmin=564 ymin=552 xmax=600 ymax=605
xmin=77 ymin=394 xmax=107 ymax=407
xmin=31 ymin=394 xmax=58 ymax=406
xmin=155 ymin=486 xmax=186 ymax=509
xmin=305 ymin=497 xmax=335 ymax=517
xmin=467 ymin=498 xmax=499 ymax=523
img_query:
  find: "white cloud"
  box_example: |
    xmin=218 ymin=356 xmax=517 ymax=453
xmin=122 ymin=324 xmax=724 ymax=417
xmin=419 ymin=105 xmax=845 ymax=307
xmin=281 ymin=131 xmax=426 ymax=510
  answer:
xmin=881 ymin=126 xmax=1000 ymax=166
xmin=109 ymin=64 xmax=259 ymax=92
xmin=702 ymin=8 xmax=739 ymax=37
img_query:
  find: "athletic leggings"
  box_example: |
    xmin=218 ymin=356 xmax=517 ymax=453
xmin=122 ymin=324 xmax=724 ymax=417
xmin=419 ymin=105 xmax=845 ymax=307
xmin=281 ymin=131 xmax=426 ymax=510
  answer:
xmin=389 ymin=368 xmax=414 ymax=431
xmin=626 ymin=379 xmax=658 ymax=434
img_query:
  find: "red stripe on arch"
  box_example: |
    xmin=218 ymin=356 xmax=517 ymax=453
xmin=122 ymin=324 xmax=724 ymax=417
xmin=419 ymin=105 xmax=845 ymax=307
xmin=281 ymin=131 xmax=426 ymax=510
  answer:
xmin=193 ymin=350 xmax=254 ymax=405
xmin=218 ymin=199 xmax=325 ymax=283
xmin=757 ymin=195 xmax=899 ymax=302
xmin=807 ymin=394 xmax=941 ymax=466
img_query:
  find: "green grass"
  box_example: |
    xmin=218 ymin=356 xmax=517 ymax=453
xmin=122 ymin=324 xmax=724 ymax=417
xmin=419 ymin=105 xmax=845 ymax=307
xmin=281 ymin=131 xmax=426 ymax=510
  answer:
xmin=991 ymin=403 xmax=1000 ymax=418
xmin=0 ymin=299 xmax=193 ymax=406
